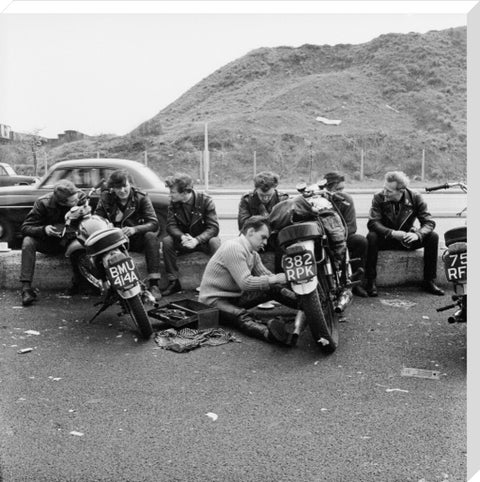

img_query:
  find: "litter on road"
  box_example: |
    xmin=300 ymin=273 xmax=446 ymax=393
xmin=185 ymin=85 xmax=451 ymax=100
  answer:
xmin=69 ymin=431 xmax=84 ymax=437
xmin=206 ymin=412 xmax=218 ymax=421
xmin=24 ymin=330 xmax=40 ymax=336
xmin=401 ymin=367 xmax=440 ymax=380
xmin=17 ymin=348 xmax=33 ymax=354
xmin=380 ymin=299 xmax=417 ymax=309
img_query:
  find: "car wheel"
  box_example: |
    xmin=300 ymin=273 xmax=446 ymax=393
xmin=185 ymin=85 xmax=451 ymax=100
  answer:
xmin=0 ymin=217 xmax=15 ymax=246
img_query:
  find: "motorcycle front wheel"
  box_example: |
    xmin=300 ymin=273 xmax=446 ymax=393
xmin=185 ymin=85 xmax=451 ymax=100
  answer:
xmin=302 ymin=276 xmax=339 ymax=354
xmin=125 ymin=294 xmax=153 ymax=339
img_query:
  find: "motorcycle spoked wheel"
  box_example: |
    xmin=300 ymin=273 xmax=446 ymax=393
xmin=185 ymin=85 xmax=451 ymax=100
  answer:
xmin=301 ymin=276 xmax=339 ymax=354
xmin=77 ymin=254 xmax=104 ymax=291
xmin=124 ymin=295 xmax=153 ymax=340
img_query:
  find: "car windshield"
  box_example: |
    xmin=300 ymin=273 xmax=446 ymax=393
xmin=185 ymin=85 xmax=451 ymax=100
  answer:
xmin=0 ymin=164 xmax=16 ymax=176
xmin=40 ymin=164 xmax=164 ymax=190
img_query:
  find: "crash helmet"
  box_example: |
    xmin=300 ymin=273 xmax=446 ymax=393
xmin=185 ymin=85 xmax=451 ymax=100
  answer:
xmin=77 ymin=215 xmax=112 ymax=244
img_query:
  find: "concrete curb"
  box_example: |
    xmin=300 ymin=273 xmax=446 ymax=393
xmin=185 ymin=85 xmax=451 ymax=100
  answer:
xmin=0 ymin=249 xmax=447 ymax=291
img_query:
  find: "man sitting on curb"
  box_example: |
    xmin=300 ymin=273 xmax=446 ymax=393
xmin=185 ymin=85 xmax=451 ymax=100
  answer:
xmin=19 ymin=180 xmax=86 ymax=306
xmin=199 ymin=216 xmax=302 ymax=345
xmin=162 ymin=173 xmax=221 ymax=296
xmin=365 ymin=170 xmax=444 ymax=297
xmin=95 ymin=169 xmax=163 ymax=301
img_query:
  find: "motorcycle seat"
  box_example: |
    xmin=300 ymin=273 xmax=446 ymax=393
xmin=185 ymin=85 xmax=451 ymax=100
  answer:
xmin=277 ymin=221 xmax=323 ymax=247
xmin=444 ymin=226 xmax=467 ymax=247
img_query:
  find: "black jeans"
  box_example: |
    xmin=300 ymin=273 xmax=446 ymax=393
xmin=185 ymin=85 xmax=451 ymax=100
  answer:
xmin=128 ymin=231 xmax=161 ymax=280
xmin=162 ymin=235 xmax=221 ymax=281
xmin=20 ymin=236 xmax=78 ymax=284
xmin=347 ymin=233 xmax=368 ymax=277
xmin=365 ymin=230 xmax=439 ymax=281
xmin=211 ymin=286 xmax=299 ymax=340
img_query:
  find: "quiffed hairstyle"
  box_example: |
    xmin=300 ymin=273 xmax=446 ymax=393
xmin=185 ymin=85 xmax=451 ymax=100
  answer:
xmin=107 ymin=169 xmax=133 ymax=189
xmin=241 ymin=215 xmax=270 ymax=235
xmin=253 ymin=171 xmax=279 ymax=192
xmin=323 ymin=171 xmax=345 ymax=187
xmin=53 ymin=179 xmax=78 ymax=202
xmin=164 ymin=173 xmax=194 ymax=193
xmin=385 ymin=171 xmax=410 ymax=190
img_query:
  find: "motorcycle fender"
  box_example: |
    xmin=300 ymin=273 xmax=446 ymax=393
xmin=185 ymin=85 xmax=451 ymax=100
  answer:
xmin=290 ymin=277 xmax=318 ymax=295
xmin=65 ymin=239 xmax=84 ymax=258
xmin=115 ymin=284 xmax=142 ymax=299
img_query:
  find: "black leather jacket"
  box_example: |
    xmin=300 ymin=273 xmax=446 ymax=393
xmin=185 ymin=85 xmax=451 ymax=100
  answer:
xmin=95 ymin=187 xmax=159 ymax=235
xmin=238 ymin=190 xmax=289 ymax=230
xmin=166 ymin=190 xmax=219 ymax=244
xmin=367 ymin=188 xmax=435 ymax=241
xmin=21 ymin=191 xmax=87 ymax=239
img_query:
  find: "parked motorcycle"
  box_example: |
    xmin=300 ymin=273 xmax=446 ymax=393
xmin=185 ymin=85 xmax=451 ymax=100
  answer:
xmin=425 ymin=181 xmax=467 ymax=323
xmin=64 ymin=181 xmax=154 ymax=339
xmin=272 ymin=182 xmax=355 ymax=353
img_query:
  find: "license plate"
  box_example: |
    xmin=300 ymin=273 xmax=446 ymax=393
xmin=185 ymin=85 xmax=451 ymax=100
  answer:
xmin=444 ymin=251 xmax=467 ymax=282
xmin=106 ymin=257 xmax=139 ymax=289
xmin=282 ymin=251 xmax=317 ymax=282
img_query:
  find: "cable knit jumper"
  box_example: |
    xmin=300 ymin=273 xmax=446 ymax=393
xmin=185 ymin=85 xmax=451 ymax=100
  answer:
xmin=199 ymin=235 xmax=273 ymax=306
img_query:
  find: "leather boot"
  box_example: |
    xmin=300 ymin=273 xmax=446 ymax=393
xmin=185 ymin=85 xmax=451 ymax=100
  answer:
xmin=238 ymin=317 xmax=270 ymax=341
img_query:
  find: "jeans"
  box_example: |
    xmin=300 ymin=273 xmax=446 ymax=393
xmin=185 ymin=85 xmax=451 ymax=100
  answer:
xmin=365 ymin=230 xmax=439 ymax=281
xmin=128 ymin=231 xmax=161 ymax=280
xmin=20 ymin=236 xmax=78 ymax=284
xmin=347 ymin=233 xmax=368 ymax=278
xmin=162 ymin=235 xmax=221 ymax=281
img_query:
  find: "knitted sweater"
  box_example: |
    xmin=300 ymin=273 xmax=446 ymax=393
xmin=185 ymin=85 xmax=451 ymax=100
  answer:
xmin=199 ymin=235 xmax=273 ymax=305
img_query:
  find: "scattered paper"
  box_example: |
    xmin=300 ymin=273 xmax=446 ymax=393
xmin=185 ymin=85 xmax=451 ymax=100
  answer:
xmin=17 ymin=348 xmax=33 ymax=354
xmin=69 ymin=431 xmax=84 ymax=437
xmin=316 ymin=116 xmax=342 ymax=126
xmin=386 ymin=388 xmax=409 ymax=393
xmin=380 ymin=299 xmax=417 ymax=309
xmin=206 ymin=412 xmax=218 ymax=421
xmin=24 ymin=330 xmax=40 ymax=336
xmin=401 ymin=367 xmax=440 ymax=380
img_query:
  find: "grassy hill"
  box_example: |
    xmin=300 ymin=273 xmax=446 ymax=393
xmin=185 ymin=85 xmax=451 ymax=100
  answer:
xmin=2 ymin=26 xmax=466 ymax=186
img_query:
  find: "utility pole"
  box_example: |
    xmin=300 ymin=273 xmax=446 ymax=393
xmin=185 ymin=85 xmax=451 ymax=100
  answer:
xmin=204 ymin=122 xmax=209 ymax=192
xmin=308 ymin=143 xmax=313 ymax=183
xmin=253 ymin=151 xmax=257 ymax=177
xmin=360 ymin=148 xmax=364 ymax=181
xmin=421 ymin=149 xmax=425 ymax=181
xmin=144 ymin=150 xmax=148 ymax=166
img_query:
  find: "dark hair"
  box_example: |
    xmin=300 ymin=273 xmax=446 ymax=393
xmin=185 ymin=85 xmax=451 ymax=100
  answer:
xmin=53 ymin=179 xmax=78 ymax=201
xmin=107 ymin=169 xmax=133 ymax=189
xmin=240 ymin=215 xmax=270 ymax=235
xmin=323 ymin=171 xmax=345 ymax=187
xmin=164 ymin=173 xmax=193 ymax=193
xmin=253 ymin=171 xmax=279 ymax=192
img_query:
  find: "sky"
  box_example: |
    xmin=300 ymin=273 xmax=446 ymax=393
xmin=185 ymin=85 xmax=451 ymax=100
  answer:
xmin=0 ymin=1 xmax=474 ymax=138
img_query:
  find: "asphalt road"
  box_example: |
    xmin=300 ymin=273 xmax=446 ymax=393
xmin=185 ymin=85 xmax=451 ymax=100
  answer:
xmin=0 ymin=287 xmax=466 ymax=481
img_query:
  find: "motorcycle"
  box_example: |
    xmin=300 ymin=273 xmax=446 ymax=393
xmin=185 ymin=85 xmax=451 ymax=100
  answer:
xmin=271 ymin=182 xmax=355 ymax=354
xmin=64 ymin=181 xmax=154 ymax=339
xmin=425 ymin=181 xmax=467 ymax=323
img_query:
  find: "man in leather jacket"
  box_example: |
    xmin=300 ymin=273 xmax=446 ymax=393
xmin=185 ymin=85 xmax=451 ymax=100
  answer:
xmin=20 ymin=180 xmax=86 ymax=306
xmin=323 ymin=171 xmax=368 ymax=297
xmin=95 ymin=169 xmax=162 ymax=300
xmin=365 ymin=170 xmax=444 ymax=297
xmin=238 ymin=171 xmax=289 ymax=272
xmin=162 ymin=173 xmax=221 ymax=296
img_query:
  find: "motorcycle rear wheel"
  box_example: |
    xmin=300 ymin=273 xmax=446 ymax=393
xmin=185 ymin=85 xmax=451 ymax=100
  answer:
xmin=125 ymin=294 xmax=153 ymax=339
xmin=302 ymin=277 xmax=339 ymax=354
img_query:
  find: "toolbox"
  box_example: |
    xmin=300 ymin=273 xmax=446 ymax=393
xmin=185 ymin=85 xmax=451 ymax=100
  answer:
xmin=148 ymin=299 xmax=219 ymax=330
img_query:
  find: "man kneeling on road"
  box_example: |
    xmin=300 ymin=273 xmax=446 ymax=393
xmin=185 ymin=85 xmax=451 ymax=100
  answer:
xmin=199 ymin=216 xmax=302 ymax=345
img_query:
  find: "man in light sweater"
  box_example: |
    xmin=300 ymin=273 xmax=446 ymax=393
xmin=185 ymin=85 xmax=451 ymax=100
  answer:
xmin=199 ymin=216 xmax=300 ymax=345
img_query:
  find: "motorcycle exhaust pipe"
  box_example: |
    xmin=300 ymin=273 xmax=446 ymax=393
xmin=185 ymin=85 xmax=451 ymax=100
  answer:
xmin=287 ymin=311 xmax=307 ymax=347
xmin=334 ymin=289 xmax=353 ymax=313
xmin=448 ymin=308 xmax=464 ymax=324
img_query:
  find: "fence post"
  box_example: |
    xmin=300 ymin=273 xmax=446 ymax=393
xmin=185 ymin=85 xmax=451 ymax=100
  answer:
xmin=144 ymin=150 xmax=148 ymax=166
xmin=421 ymin=149 xmax=425 ymax=181
xmin=253 ymin=151 xmax=257 ymax=177
xmin=360 ymin=148 xmax=364 ymax=181
xmin=204 ymin=123 xmax=209 ymax=192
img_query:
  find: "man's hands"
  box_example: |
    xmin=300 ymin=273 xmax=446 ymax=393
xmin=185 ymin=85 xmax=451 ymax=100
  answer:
xmin=45 ymin=225 xmax=62 ymax=237
xmin=181 ymin=234 xmax=199 ymax=249
xmin=122 ymin=226 xmax=137 ymax=237
xmin=391 ymin=230 xmax=419 ymax=244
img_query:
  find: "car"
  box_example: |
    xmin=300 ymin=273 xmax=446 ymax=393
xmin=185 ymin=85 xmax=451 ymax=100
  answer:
xmin=0 ymin=158 xmax=170 ymax=248
xmin=0 ymin=162 xmax=39 ymax=187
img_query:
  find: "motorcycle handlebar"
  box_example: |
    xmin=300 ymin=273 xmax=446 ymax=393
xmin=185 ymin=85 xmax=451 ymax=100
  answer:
xmin=425 ymin=183 xmax=450 ymax=192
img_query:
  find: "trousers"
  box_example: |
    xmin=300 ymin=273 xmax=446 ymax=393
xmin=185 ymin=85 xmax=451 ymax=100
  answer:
xmin=162 ymin=235 xmax=221 ymax=280
xmin=365 ymin=230 xmax=439 ymax=281
xmin=128 ymin=231 xmax=161 ymax=280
